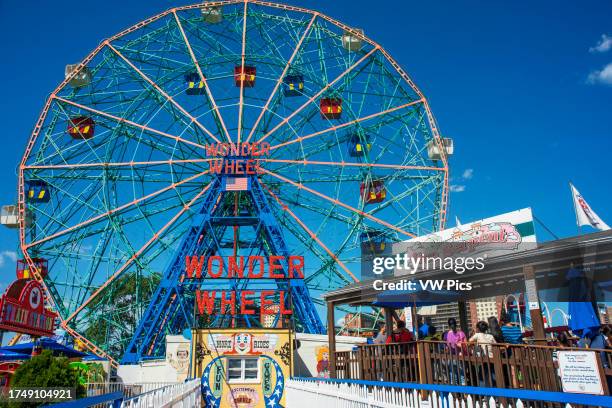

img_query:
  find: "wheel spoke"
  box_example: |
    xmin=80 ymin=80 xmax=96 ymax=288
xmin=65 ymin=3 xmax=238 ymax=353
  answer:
xmin=106 ymin=41 xmax=221 ymax=144
xmin=65 ymin=182 xmax=213 ymax=324
xmin=256 ymin=47 xmax=379 ymax=144
xmin=173 ymin=10 xmax=232 ymax=143
xmin=263 ymin=168 xmax=416 ymax=238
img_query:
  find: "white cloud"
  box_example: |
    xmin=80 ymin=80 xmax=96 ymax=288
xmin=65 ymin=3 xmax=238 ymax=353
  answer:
xmin=450 ymin=185 xmax=466 ymax=193
xmin=0 ymin=251 xmax=17 ymax=268
xmin=588 ymin=62 xmax=612 ymax=86
xmin=462 ymin=168 xmax=474 ymax=180
xmin=590 ymin=34 xmax=612 ymax=53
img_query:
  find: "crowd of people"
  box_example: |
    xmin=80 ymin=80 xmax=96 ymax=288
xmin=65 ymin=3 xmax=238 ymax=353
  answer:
xmin=371 ymin=314 xmax=612 ymax=352
xmin=367 ymin=314 xmax=612 ymax=388
xmin=371 ymin=315 xmax=526 ymax=350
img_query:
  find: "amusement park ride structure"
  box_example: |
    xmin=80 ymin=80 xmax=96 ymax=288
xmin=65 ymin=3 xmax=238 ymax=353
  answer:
xmin=3 ymin=0 xmax=452 ymax=365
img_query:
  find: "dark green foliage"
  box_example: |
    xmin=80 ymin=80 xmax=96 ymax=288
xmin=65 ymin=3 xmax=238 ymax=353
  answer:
xmin=4 ymin=350 xmax=85 ymax=407
xmin=83 ymin=272 xmax=161 ymax=358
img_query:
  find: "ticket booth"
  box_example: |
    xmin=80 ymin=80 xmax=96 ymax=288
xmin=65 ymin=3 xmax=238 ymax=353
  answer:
xmin=192 ymin=328 xmax=292 ymax=408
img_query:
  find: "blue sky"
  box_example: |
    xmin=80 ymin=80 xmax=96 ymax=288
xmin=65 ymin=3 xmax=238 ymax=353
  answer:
xmin=0 ymin=0 xmax=610 ymax=293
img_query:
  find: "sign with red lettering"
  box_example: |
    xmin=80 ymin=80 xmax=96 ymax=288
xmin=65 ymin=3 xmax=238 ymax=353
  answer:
xmin=188 ymin=256 xmax=304 ymax=319
xmin=205 ymin=142 xmax=270 ymax=175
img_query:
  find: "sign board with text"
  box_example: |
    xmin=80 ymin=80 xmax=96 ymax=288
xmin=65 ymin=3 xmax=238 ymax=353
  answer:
xmin=558 ymin=350 xmax=604 ymax=395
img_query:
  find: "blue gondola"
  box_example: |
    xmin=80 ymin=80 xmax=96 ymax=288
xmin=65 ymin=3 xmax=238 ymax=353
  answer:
xmin=26 ymin=181 xmax=50 ymax=203
xmin=283 ymin=74 xmax=304 ymax=96
xmin=360 ymin=230 xmax=387 ymax=254
xmin=348 ymin=134 xmax=371 ymax=157
xmin=185 ymin=72 xmax=206 ymax=95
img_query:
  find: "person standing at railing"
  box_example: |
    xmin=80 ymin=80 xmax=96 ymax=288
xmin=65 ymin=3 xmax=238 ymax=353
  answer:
xmin=444 ymin=318 xmax=467 ymax=385
xmin=488 ymin=317 xmax=505 ymax=343
xmin=386 ymin=320 xmax=414 ymax=344
xmin=424 ymin=326 xmax=441 ymax=341
xmin=500 ymin=319 xmax=523 ymax=345
xmin=498 ymin=318 xmax=524 ymax=388
xmin=373 ymin=325 xmax=387 ymax=345
xmin=469 ymin=321 xmax=497 ymax=387
xmin=470 ymin=321 xmax=497 ymax=357
xmin=444 ymin=318 xmax=466 ymax=352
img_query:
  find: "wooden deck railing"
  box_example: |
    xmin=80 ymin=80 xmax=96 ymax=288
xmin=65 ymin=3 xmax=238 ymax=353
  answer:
xmin=334 ymin=341 xmax=612 ymax=394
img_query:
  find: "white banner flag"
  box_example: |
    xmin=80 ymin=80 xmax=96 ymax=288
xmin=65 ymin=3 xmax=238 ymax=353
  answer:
xmin=570 ymin=183 xmax=610 ymax=231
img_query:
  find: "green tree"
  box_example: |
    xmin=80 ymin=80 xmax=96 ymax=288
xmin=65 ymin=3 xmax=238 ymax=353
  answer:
xmin=83 ymin=272 xmax=161 ymax=359
xmin=5 ymin=350 xmax=85 ymax=407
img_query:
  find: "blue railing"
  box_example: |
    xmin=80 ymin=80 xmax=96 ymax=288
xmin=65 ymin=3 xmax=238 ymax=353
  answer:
xmin=291 ymin=376 xmax=612 ymax=407
xmin=43 ymin=391 xmax=122 ymax=407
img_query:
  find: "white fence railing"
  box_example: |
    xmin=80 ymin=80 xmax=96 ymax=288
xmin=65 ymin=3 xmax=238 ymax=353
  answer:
xmin=288 ymin=378 xmax=453 ymax=408
xmin=286 ymin=378 xmax=609 ymax=408
xmin=119 ymin=379 xmax=201 ymax=408
xmin=86 ymin=382 xmax=178 ymax=399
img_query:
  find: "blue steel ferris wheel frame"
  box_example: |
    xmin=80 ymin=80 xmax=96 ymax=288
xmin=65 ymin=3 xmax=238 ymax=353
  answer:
xmin=18 ymin=0 xmax=450 ymax=365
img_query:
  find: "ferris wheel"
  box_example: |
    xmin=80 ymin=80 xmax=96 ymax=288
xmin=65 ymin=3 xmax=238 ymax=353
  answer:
xmin=17 ymin=0 xmax=450 ymax=364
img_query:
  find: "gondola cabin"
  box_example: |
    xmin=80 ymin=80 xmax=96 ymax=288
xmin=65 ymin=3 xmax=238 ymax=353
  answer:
xmin=67 ymin=116 xmax=95 ymax=140
xmin=426 ymin=138 xmax=454 ymax=161
xmin=360 ymin=230 xmax=386 ymax=255
xmin=360 ymin=180 xmax=386 ymax=204
xmin=320 ymin=98 xmax=342 ymax=119
xmin=0 ymin=205 xmax=32 ymax=229
xmin=348 ymin=134 xmax=371 ymax=157
xmin=25 ymin=181 xmax=50 ymax=203
xmin=342 ymin=29 xmax=364 ymax=52
xmin=65 ymin=64 xmax=92 ymax=88
xmin=283 ymin=74 xmax=304 ymax=96
xmin=185 ymin=72 xmax=206 ymax=95
xmin=202 ymin=6 xmax=223 ymax=23
xmin=234 ymin=65 xmax=256 ymax=87
xmin=16 ymin=258 xmax=48 ymax=280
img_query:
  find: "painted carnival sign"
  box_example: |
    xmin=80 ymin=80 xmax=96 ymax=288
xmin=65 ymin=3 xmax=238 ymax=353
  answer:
xmin=395 ymin=208 xmax=537 ymax=273
xmin=411 ymin=208 xmax=536 ymax=244
xmin=193 ymin=329 xmax=291 ymax=408
xmin=0 ymin=279 xmax=57 ymax=337
xmin=208 ymin=333 xmax=278 ymax=355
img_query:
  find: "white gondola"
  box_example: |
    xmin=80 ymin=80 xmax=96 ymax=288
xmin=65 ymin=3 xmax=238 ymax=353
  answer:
xmin=342 ymin=29 xmax=364 ymax=52
xmin=65 ymin=64 xmax=92 ymax=88
xmin=201 ymin=6 xmax=223 ymax=23
xmin=427 ymin=138 xmax=454 ymax=160
xmin=1 ymin=205 xmax=32 ymax=229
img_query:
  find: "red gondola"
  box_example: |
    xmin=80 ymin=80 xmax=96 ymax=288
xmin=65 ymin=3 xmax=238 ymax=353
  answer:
xmin=67 ymin=116 xmax=95 ymax=140
xmin=320 ymin=98 xmax=342 ymax=119
xmin=234 ymin=65 xmax=256 ymax=87
xmin=16 ymin=258 xmax=48 ymax=280
xmin=360 ymin=180 xmax=386 ymax=204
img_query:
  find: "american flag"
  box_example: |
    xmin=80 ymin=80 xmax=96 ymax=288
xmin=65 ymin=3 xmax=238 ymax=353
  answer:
xmin=224 ymin=177 xmax=249 ymax=191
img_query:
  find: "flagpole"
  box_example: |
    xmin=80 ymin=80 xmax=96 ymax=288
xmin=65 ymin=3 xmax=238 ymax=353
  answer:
xmin=570 ymin=181 xmax=581 ymax=236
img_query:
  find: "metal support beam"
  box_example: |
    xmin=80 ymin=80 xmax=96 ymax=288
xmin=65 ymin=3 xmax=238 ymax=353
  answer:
xmin=327 ymin=301 xmax=336 ymax=378
xmin=524 ymin=265 xmax=546 ymax=345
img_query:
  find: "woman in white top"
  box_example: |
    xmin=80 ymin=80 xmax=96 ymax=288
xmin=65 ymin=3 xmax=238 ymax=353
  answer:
xmin=469 ymin=321 xmax=497 ymax=387
xmin=469 ymin=321 xmax=496 ymax=358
